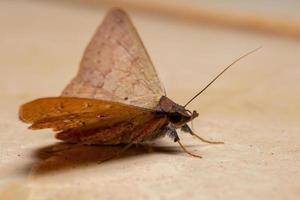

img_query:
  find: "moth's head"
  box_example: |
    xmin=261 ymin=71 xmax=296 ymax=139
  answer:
xmin=157 ymin=96 xmax=198 ymax=127
xmin=167 ymin=108 xmax=198 ymax=126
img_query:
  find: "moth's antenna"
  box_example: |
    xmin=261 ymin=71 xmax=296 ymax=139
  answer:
xmin=184 ymin=47 xmax=261 ymax=108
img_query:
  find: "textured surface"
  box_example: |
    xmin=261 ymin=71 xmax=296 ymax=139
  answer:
xmin=0 ymin=1 xmax=300 ymax=200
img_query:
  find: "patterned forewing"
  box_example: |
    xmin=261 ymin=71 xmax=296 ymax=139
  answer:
xmin=62 ymin=8 xmax=165 ymax=109
xmin=55 ymin=112 xmax=167 ymax=144
xmin=19 ymin=97 xmax=152 ymax=133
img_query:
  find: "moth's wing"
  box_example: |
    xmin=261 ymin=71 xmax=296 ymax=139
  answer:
xmin=19 ymin=96 xmax=167 ymax=144
xmin=61 ymin=8 xmax=165 ymax=109
xmin=19 ymin=97 xmax=151 ymax=132
xmin=56 ymin=112 xmax=167 ymax=144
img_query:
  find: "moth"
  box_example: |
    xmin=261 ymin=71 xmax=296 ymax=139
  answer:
xmin=19 ymin=8 xmax=258 ymax=158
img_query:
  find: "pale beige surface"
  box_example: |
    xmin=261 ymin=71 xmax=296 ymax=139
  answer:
xmin=0 ymin=1 xmax=300 ymax=200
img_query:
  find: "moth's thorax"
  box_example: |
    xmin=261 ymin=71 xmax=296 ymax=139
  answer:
xmin=156 ymin=96 xmax=197 ymax=126
xmin=156 ymin=96 xmax=183 ymax=113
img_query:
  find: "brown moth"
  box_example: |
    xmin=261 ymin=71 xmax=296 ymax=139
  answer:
xmin=19 ymin=8 xmax=258 ymax=158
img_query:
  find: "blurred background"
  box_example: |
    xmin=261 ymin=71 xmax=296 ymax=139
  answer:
xmin=0 ymin=1 xmax=299 ymax=200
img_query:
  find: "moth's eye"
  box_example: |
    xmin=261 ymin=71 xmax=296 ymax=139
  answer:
xmin=168 ymin=112 xmax=182 ymax=123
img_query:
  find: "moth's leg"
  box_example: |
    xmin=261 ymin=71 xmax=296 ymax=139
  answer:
xmin=181 ymin=124 xmax=224 ymax=144
xmin=116 ymin=143 xmax=135 ymax=157
xmin=111 ymin=123 xmax=162 ymax=160
xmin=45 ymin=141 xmax=101 ymax=153
xmin=98 ymin=143 xmax=134 ymax=163
xmin=99 ymin=122 xmax=159 ymax=163
xmin=164 ymin=125 xmax=202 ymax=158
xmin=177 ymin=140 xmax=202 ymax=158
xmin=191 ymin=119 xmax=195 ymax=131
